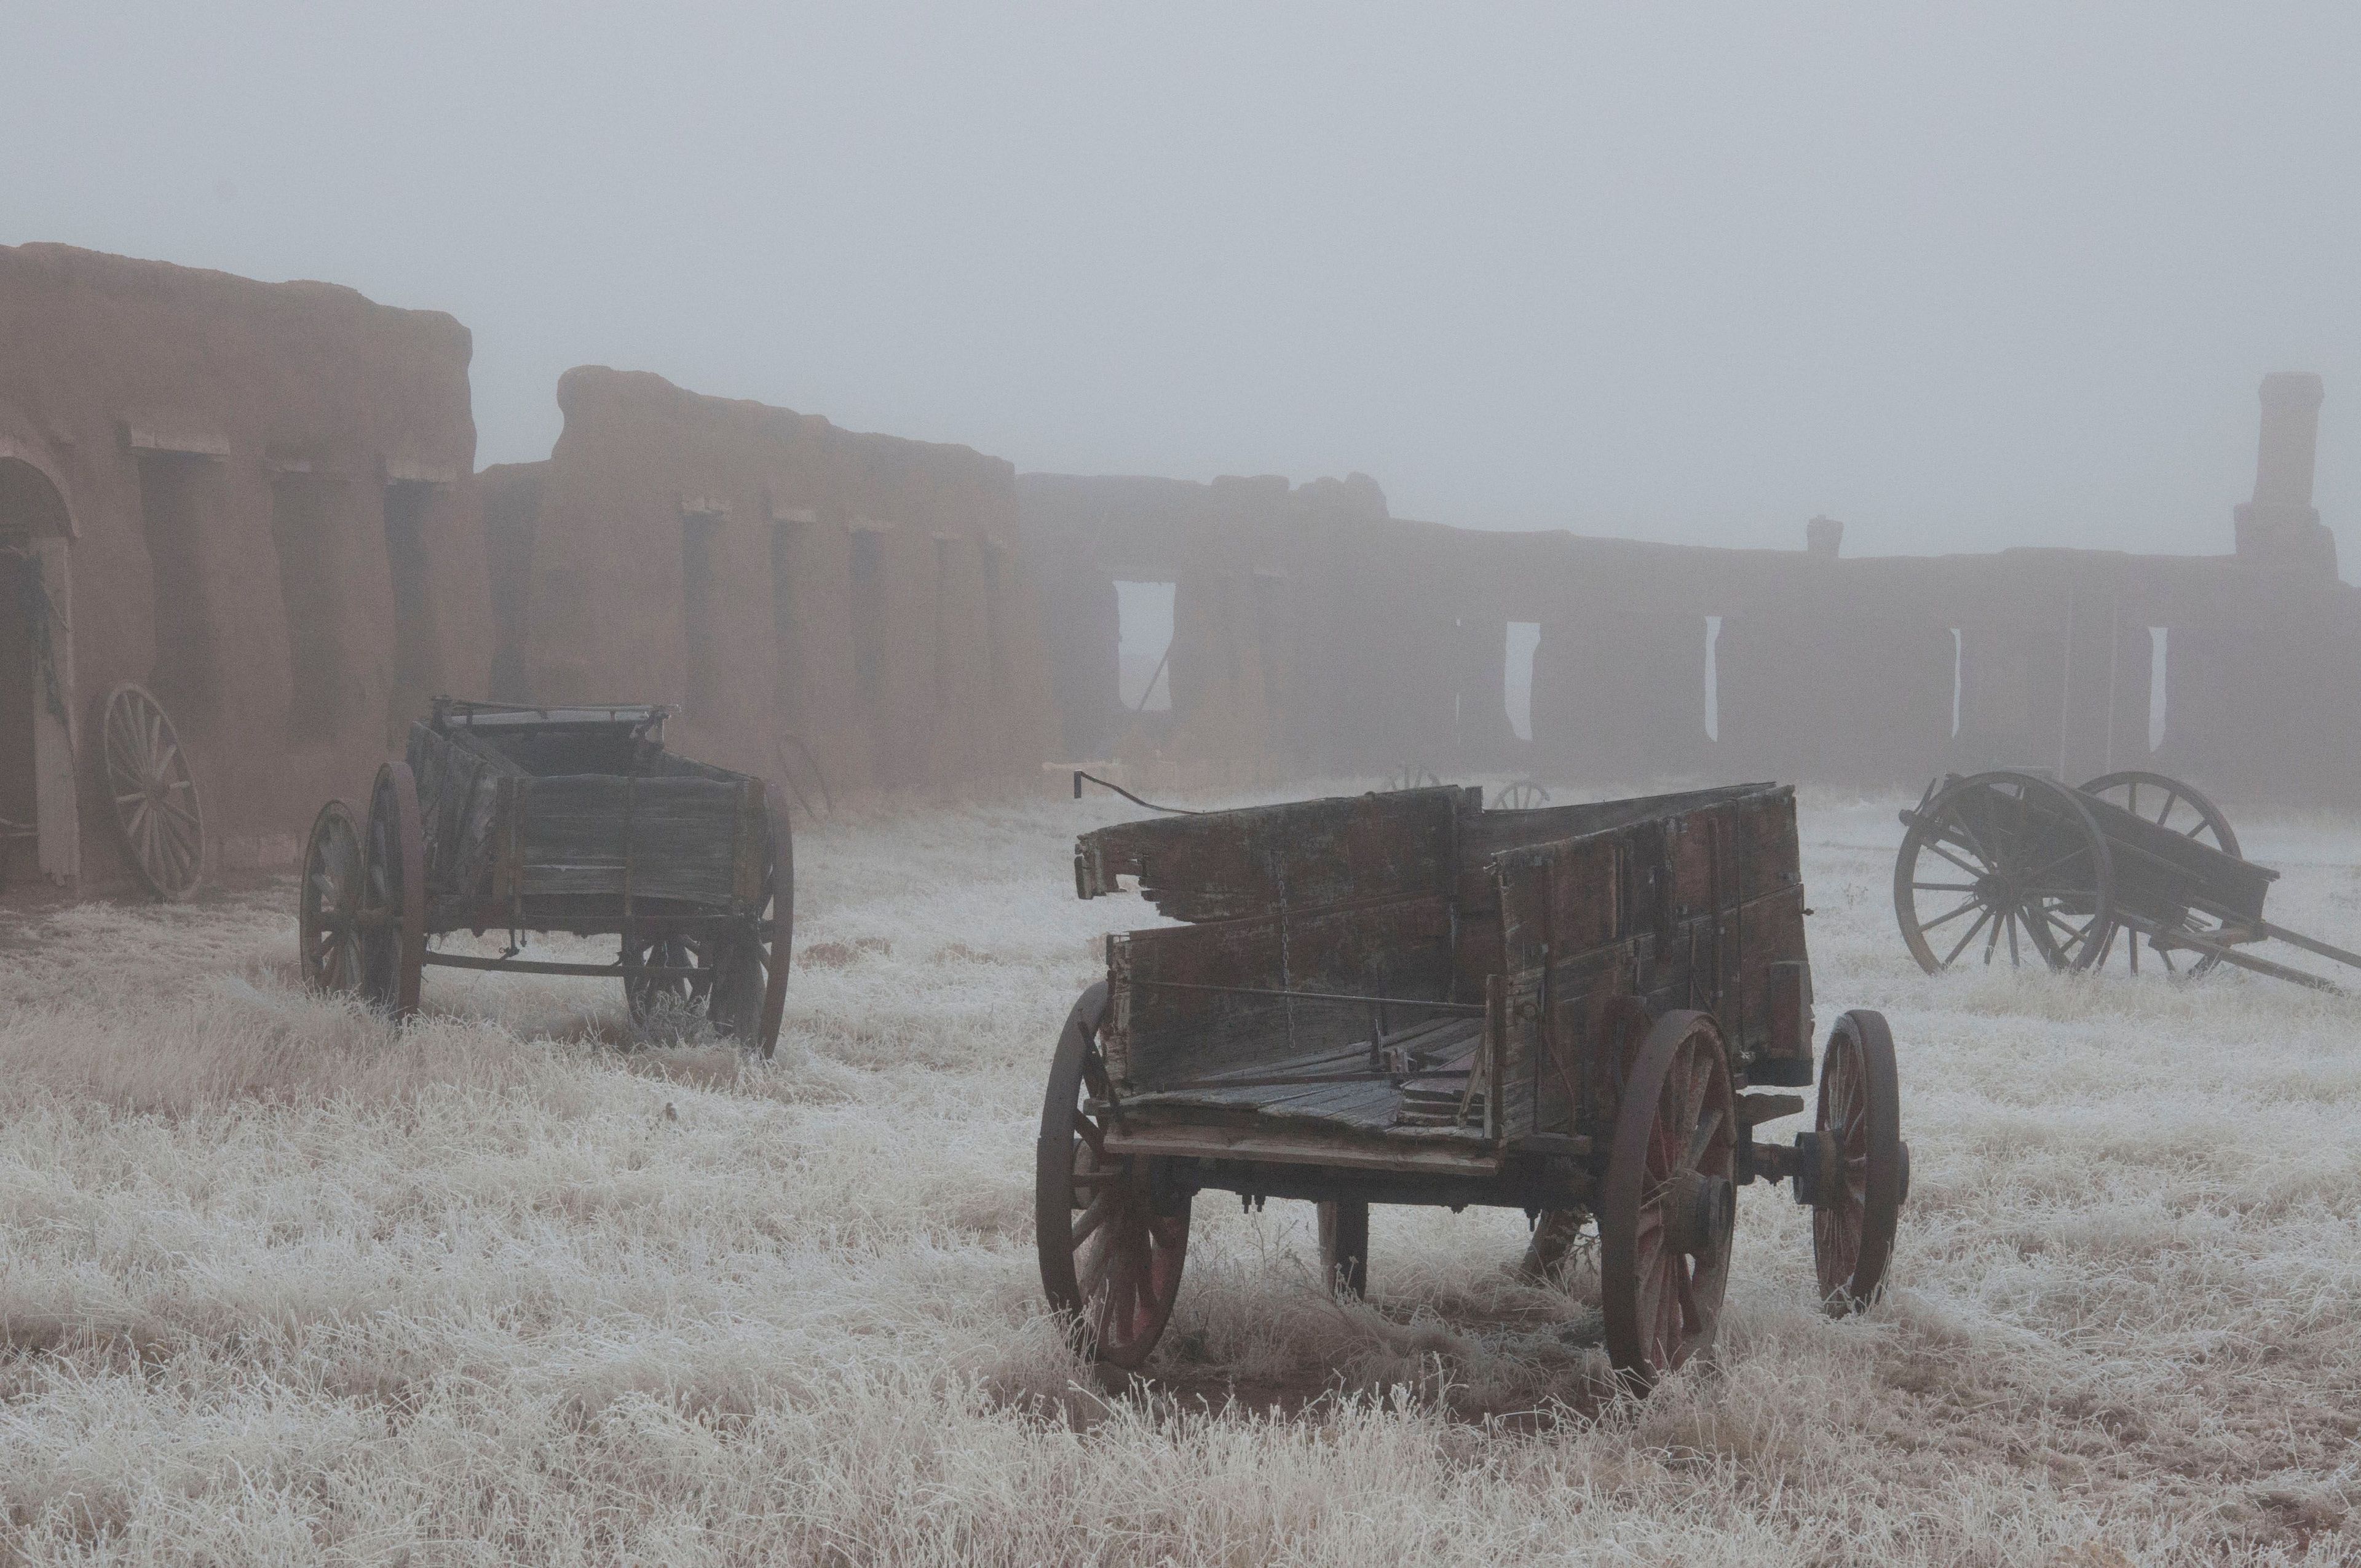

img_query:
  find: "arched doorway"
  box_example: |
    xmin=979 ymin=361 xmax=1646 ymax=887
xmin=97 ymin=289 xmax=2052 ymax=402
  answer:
xmin=0 ymin=451 xmax=77 ymax=889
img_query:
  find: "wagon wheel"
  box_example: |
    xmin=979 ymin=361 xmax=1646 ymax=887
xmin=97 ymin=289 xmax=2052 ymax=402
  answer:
xmin=1385 ymin=764 xmax=1441 ymax=792
xmin=1894 ymin=771 xmax=2113 ymax=974
xmin=1317 ymin=1200 xmax=1369 ymax=1297
xmin=746 ymin=794 xmax=793 ymax=1056
xmin=624 ymin=799 xmax=791 ymax=1053
xmin=298 ymin=799 xmax=364 ymax=994
xmin=2079 ymin=770 xmax=2237 ymax=978
xmin=1494 ymin=780 xmax=1551 ymax=810
xmin=1599 ymin=1010 xmax=1737 ymax=1389
xmin=1806 ymin=1010 xmax=1908 ymax=1315
xmin=1036 ymin=983 xmax=1190 ymax=1368
xmin=358 ymin=762 xmax=426 ymax=1020
xmin=623 ymin=932 xmax=721 ymax=1032
xmin=100 ymin=683 xmax=204 ymax=901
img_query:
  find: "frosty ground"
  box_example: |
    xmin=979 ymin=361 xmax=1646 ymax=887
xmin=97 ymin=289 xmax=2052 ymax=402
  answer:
xmin=1 ymin=784 xmax=2356 ymax=1565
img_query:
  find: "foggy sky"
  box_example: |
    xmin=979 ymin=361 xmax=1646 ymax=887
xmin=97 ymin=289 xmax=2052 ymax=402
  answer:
xmin=8 ymin=4 xmax=2359 ymax=561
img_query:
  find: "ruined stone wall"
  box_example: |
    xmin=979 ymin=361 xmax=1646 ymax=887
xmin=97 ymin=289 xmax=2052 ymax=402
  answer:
xmin=493 ymin=367 xmax=1059 ymax=794
xmin=1019 ymin=389 xmax=2361 ymax=807
xmin=0 ymin=243 xmax=489 ymax=890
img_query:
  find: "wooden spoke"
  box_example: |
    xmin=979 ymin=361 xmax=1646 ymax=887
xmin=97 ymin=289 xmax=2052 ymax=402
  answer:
xmin=1036 ymin=984 xmax=1188 ymax=1369
xmin=1898 ymin=774 xmax=2111 ymax=975
xmin=99 ymin=684 xmax=205 ymax=901
xmin=298 ymin=800 xmax=365 ymax=996
xmin=1600 ymin=1012 xmax=1735 ymax=1390
xmin=2079 ymin=772 xmax=2240 ymax=980
xmin=1811 ymin=1010 xmax=1906 ymax=1314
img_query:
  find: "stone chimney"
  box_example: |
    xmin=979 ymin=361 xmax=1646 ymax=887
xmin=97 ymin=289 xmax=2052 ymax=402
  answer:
xmin=1805 ymin=515 xmax=1843 ymax=558
xmin=2234 ymin=372 xmax=2336 ymax=576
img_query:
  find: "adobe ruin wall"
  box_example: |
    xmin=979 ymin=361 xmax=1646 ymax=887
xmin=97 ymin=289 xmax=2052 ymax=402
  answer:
xmin=486 ymin=366 xmax=1061 ymax=796
xmin=1020 ymin=374 xmax=2360 ymax=806
xmin=4 ymin=240 xmax=2353 ymax=905
xmin=0 ymin=243 xmax=489 ymax=891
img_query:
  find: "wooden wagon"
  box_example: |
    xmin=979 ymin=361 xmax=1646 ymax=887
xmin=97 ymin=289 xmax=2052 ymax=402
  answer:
xmin=1037 ymin=783 xmax=1910 ymax=1387
xmin=298 ymin=699 xmax=791 ymax=1053
xmin=1895 ymin=767 xmax=2361 ymax=991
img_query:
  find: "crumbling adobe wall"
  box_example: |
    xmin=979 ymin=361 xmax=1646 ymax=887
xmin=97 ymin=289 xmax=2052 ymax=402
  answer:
xmin=494 ymin=367 xmax=1058 ymax=793
xmin=1020 ymin=374 xmax=2361 ymax=806
xmin=0 ymin=243 xmax=490 ymax=889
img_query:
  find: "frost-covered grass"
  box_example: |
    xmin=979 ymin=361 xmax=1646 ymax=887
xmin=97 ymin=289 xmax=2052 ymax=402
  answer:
xmin=1 ymin=782 xmax=2356 ymax=1564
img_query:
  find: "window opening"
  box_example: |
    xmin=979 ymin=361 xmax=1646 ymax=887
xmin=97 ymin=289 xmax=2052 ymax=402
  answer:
xmin=1505 ymin=621 xmax=1540 ymax=743
xmin=1703 ymin=616 xmax=1723 ymax=742
xmin=1950 ymin=628 xmax=1963 ymax=738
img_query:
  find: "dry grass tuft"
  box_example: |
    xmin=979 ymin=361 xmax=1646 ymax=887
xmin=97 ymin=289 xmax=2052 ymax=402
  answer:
xmin=0 ymin=781 xmax=2356 ymax=1563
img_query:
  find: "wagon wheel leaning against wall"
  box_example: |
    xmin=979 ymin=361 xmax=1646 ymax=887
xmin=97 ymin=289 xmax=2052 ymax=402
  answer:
xmin=1800 ymin=1010 xmax=1907 ymax=1315
xmin=1597 ymin=1010 xmax=1738 ymax=1389
xmin=358 ymin=762 xmax=426 ymax=1020
xmin=298 ymin=799 xmax=364 ymax=994
xmin=99 ymin=683 xmax=205 ymax=901
xmin=2079 ymin=769 xmax=2237 ymax=978
xmin=1036 ymin=983 xmax=1191 ymax=1368
xmin=1893 ymin=771 xmax=2114 ymax=975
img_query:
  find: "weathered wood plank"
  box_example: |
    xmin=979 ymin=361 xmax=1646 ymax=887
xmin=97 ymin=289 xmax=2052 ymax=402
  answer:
xmin=1102 ymin=1121 xmax=1500 ymax=1174
xmin=1077 ymin=786 xmax=1473 ymax=921
xmin=1105 ymin=893 xmax=1457 ymax=1092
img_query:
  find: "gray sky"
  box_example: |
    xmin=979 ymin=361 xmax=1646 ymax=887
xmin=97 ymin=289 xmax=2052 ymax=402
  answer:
xmin=9 ymin=4 xmax=2359 ymax=558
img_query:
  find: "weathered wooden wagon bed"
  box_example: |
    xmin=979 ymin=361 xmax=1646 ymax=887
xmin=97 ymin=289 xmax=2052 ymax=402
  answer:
xmin=1038 ymin=783 xmax=1910 ymax=1387
xmin=298 ymin=700 xmax=791 ymax=1053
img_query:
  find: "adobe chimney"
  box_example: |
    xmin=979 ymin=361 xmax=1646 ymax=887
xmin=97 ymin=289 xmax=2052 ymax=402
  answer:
xmin=2234 ymin=373 xmax=2335 ymax=577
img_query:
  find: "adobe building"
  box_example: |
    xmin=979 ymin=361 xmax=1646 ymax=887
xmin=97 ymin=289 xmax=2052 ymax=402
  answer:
xmin=1020 ymin=372 xmax=2361 ymax=806
xmin=0 ymin=243 xmax=490 ymax=892
xmin=5 ymin=238 xmax=2354 ymax=906
xmin=478 ymin=366 xmax=1060 ymax=794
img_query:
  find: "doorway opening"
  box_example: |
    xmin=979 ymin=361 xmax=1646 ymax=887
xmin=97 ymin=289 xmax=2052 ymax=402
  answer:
xmin=1115 ymin=580 xmax=1175 ymax=712
xmin=2 ymin=456 xmax=77 ymax=886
